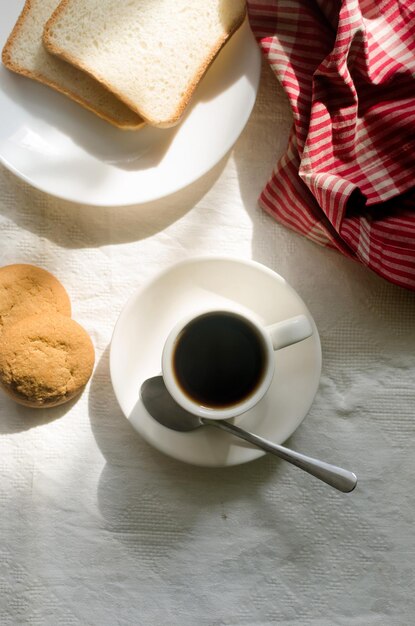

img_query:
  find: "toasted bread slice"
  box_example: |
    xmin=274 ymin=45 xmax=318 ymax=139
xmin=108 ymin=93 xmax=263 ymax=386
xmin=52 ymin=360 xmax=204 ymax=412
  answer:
xmin=2 ymin=0 xmax=144 ymax=129
xmin=43 ymin=0 xmax=246 ymax=127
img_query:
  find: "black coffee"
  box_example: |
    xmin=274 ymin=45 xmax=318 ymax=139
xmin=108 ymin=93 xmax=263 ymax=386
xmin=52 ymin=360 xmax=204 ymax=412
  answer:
xmin=173 ymin=313 xmax=266 ymax=408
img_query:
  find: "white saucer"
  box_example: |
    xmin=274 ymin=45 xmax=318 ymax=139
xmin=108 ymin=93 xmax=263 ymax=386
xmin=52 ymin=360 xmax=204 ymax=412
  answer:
xmin=110 ymin=257 xmax=322 ymax=467
xmin=0 ymin=4 xmax=260 ymax=206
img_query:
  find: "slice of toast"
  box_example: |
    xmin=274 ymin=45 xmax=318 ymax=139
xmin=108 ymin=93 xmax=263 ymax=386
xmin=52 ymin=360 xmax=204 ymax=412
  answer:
xmin=43 ymin=0 xmax=247 ymax=128
xmin=2 ymin=0 xmax=144 ymax=129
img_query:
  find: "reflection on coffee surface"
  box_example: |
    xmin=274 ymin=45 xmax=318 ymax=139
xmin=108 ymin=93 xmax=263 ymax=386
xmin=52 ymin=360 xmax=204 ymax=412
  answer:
xmin=173 ymin=312 xmax=266 ymax=408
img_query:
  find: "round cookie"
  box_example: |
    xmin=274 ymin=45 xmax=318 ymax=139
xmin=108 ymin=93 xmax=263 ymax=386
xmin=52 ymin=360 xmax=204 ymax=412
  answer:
xmin=0 ymin=264 xmax=71 ymax=333
xmin=0 ymin=313 xmax=94 ymax=408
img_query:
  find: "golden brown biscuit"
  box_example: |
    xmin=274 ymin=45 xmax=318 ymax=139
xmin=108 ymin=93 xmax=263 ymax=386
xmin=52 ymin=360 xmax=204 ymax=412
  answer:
xmin=0 ymin=313 xmax=94 ymax=408
xmin=0 ymin=264 xmax=71 ymax=333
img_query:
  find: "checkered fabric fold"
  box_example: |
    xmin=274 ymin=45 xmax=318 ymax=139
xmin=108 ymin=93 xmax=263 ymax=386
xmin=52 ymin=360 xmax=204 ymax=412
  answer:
xmin=247 ymin=0 xmax=415 ymax=290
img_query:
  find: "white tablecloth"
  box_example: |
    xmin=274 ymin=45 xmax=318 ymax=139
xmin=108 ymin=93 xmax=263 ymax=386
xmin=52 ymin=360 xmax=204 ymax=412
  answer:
xmin=1 ymin=61 xmax=415 ymax=626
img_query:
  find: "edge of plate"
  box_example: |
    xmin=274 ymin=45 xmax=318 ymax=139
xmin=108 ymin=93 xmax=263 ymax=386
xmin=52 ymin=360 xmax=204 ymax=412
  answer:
xmin=0 ymin=26 xmax=262 ymax=207
xmin=109 ymin=256 xmax=322 ymax=467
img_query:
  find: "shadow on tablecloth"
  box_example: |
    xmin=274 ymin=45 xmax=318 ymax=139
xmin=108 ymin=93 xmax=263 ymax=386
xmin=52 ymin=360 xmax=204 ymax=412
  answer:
xmin=87 ymin=345 xmax=301 ymax=552
xmin=0 ymin=384 xmax=81 ymax=434
xmin=0 ymin=151 xmax=228 ymax=249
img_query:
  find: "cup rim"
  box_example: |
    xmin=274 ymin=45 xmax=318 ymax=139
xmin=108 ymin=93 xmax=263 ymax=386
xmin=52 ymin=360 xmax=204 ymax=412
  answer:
xmin=161 ymin=308 xmax=275 ymax=420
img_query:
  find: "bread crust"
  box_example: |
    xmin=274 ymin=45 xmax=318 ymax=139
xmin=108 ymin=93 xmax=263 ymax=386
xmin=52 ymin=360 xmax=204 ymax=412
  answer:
xmin=2 ymin=0 xmax=145 ymax=129
xmin=43 ymin=2 xmax=247 ymax=127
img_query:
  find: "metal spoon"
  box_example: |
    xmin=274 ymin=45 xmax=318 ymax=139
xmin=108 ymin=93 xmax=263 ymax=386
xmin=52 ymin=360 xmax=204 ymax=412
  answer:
xmin=140 ymin=376 xmax=357 ymax=493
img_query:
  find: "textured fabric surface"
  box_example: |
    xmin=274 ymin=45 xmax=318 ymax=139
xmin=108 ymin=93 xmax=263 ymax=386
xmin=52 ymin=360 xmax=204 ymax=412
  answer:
xmin=1 ymin=62 xmax=415 ymax=625
xmin=247 ymin=0 xmax=415 ymax=291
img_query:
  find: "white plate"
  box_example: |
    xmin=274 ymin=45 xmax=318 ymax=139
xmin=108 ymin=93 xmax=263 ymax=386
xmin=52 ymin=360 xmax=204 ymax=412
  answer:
xmin=110 ymin=257 xmax=322 ymax=467
xmin=0 ymin=4 xmax=261 ymax=206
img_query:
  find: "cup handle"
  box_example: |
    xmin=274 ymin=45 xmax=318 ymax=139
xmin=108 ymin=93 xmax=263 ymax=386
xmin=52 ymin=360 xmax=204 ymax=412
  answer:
xmin=267 ymin=314 xmax=313 ymax=351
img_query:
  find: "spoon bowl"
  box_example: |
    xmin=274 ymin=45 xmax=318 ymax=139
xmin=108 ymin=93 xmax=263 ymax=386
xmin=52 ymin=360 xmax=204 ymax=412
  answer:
xmin=141 ymin=376 xmax=202 ymax=432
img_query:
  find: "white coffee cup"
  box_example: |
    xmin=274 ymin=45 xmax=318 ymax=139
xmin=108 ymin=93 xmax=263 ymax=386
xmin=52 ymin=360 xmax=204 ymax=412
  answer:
xmin=162 ymin=308 xmax=313 ymax=420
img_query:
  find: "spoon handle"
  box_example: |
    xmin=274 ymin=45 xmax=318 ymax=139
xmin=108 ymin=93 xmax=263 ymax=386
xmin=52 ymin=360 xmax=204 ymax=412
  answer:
xmin=203 ymin=419 xmax=357 ymax=493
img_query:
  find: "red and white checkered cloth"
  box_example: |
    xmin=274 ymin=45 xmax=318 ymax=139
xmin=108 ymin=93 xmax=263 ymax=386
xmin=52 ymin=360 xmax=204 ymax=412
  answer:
xmin=247 ymin=0 xmax=415 ymax=291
